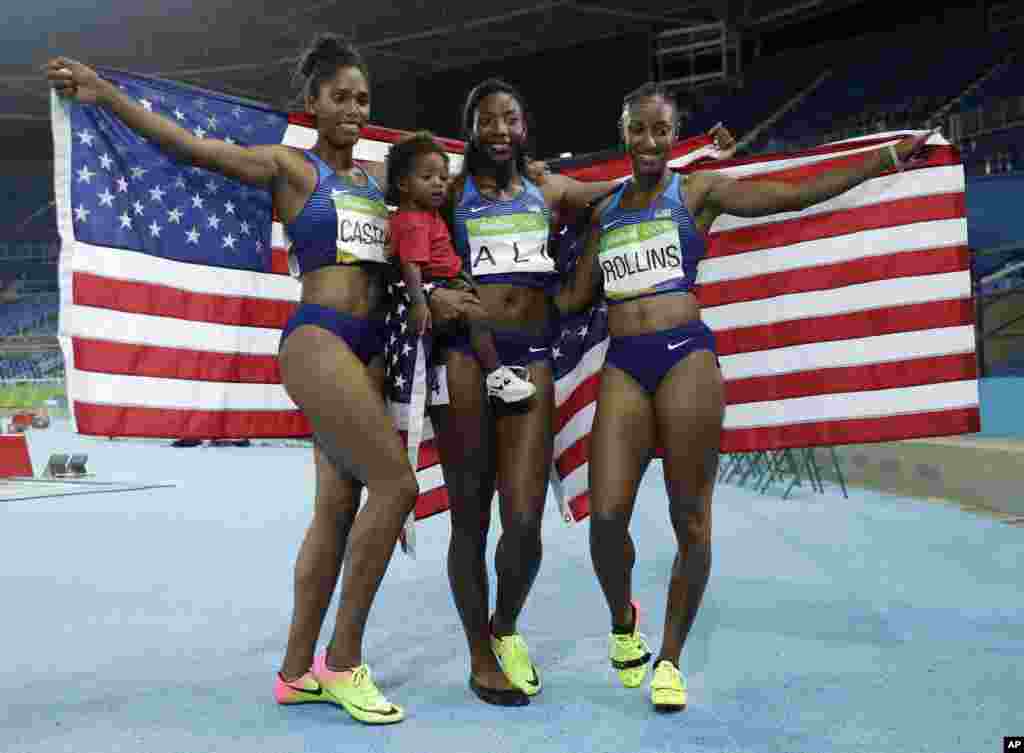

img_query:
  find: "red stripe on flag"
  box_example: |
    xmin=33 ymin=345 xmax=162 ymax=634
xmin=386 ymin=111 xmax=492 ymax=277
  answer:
xmin=73 ymin=403 xmax=310 ymax=439
xmin=73 ymin=272 xmax=296 ymax=329
xmin=72 ymin=338 xmax=283 ymax=383
xmin=568 ymin=494 xmax=590 ymax=522
xmin=554 ymin=372 xmax=602 ymax=434
xmin=715 ymin=298 xmax=974 ymax=356
xmin=555 ymin=435 xmax=590 ymax=480
xmin=697 ymin=246 xmax=969 ymax=308
xmin=415 ymin=486 xmax=450 ymax=520
xmin=720 ymin=406 xmax=980 ymax=452
xmin=271 ymin=248 xmax=290 ymax=276
xmin=397 ymin=433 xmax=440 ymax=470
xmin=706 ymin=194 xmax=965 ymax=258
xmin=724 ymin=352 xmax=978 ymax=405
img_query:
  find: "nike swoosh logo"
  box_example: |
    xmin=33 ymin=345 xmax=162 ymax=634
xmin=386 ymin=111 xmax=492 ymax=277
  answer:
xmin=469 ymin=205 xmax=489 ymax=213
xmin=346 ymin=701 xmax=401 ymax=715
xmin=528 ymin=347 xmax=547 ymax=353
xmin=286 ymin=683 xmax=323 ymax=696
xmin=667 ymin=338 xmax=691 ymax=351
xmin=602 ymin=222 xmax=618 ymax=230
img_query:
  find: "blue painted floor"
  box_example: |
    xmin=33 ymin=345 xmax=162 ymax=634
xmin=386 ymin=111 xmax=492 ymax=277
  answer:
xmin=2 ymin=421 xmax=1020 ymax=753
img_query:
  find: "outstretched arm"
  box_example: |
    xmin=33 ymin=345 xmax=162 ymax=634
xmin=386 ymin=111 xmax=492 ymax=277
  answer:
xmin=695 ymin=131 xmax=934 ymax=221
xmin=46 ymin=57 xmax=286 ymax=187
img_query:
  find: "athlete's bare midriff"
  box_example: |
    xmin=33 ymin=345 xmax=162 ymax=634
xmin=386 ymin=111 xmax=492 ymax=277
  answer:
xmin=299 ymin=263 xmax=390 ymax=318
xmin=475 ymin=283 xmax=551 ymax=336
xmin=606 ymin=291 xmax=702 ymax=338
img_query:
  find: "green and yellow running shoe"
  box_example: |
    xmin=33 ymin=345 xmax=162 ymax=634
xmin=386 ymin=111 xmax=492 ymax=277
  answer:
xmin=609 ymin=600 xmax=652 ymax=688
xmin=312 ymin=653 xmax=404 ymax=724
xmin=650 ymin=659 xmax=687 ymax=712
xmin=491 ymin=629 xmax=542 ymax=696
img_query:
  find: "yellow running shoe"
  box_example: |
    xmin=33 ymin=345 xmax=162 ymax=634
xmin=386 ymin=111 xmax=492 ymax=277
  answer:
xmin=491 ymin=630 xmax=542 ymax=696
xmin=609 ymin=600 xmax=651 ymax=688
xmin=650 ymin=659 xmax=687 ymax=712
xmin=312 ymin=653 xmax=404 ymax=724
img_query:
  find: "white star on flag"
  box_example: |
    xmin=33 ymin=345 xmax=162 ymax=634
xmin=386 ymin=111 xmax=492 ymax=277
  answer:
xmin=118 ymin=212 xmax=132 ymax=229
xmin=77 ymin=165 xmax=95 ymax=183
xmin=186 ymin=227 xmax=200 ymax=244
xmin=167 ymin=208 xmax=183 ymax=224
xmin=74 ymin=204 xmax=90 ymax=222
xmin=98 ymin=189 xmax=115 ymax=207
xmin=99 ymin=153 xmax=113 ymax=169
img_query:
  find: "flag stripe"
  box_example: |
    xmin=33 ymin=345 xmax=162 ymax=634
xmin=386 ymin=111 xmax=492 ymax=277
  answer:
xmin=705 ymin=195 xmax=965 ymax=259
xmin=714 ymin=297 xmax=973 ymax=355
xmin=724 ymin=352 xmax=977 ymax=404
xmin=554 ymin=371 xmax=602 ymax=434
xmin=73 ymin=402 xmax=309 ymax=439
xmin=706 ymin=165 xmax=964 ymax=235
xmin=67 ymin=369 xmax=296 ymax=410
xmin=703 ymin=271 xmax=970 ymax=332
xmin=73 ymin=270 xmax=297 ymax=329
xmin=66 ymin=304 xmax=282 ymax=356
xmin=720 ymin=406 xmax=981 ymax=452
xmin=67 ymin=239 xmax=300 ymax=303
xmin=724 ymin=379 xmax=978 ymax=429
xmin=720 ymin=325 xmax=976 ymax=379
xmin=698 ymin=245 xmax=968 ymax=308
xmin=72 ymin=338 xmax=282 ymax=383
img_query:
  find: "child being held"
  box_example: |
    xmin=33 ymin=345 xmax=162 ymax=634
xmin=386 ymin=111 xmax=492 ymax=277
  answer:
xmin=386 ymin=131 xmax=536 ymax=403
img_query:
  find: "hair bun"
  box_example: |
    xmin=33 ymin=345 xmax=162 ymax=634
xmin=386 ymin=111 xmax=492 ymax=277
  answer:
xmin=300 ymin=33 xmax=353 ymax=78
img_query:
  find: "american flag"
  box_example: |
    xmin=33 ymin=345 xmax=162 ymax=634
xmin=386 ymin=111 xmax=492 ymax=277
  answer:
xmin=549 ymin=133 xmax=980 ymax=522
xmin=53 ymin=70 xmax=979 ymax=528
xmin=51 ymin=69 xmax=460 ymax=491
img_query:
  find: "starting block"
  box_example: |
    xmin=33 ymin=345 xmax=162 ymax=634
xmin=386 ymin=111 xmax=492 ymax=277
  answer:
xmin=41 ymin=453 xmax=90 ymax=479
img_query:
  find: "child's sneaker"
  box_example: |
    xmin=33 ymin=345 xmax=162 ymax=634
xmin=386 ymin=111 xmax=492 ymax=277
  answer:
xmin=486 ymin=366 xmax=536 ymax=403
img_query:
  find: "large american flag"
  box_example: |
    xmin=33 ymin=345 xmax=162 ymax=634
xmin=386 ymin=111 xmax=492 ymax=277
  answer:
xmin=52 ymin=70 xmax=979 ymax=527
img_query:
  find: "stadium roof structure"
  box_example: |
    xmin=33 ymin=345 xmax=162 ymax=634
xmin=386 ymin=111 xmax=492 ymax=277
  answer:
xmin=3 ymin=0 xmax=871 ymax=160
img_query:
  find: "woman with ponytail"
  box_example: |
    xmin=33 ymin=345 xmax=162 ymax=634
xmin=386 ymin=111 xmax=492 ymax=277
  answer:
xmin=46 ymin=34 xmax=466 ymax=724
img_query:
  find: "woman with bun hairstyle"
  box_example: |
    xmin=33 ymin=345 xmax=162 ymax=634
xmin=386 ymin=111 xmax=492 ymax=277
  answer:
xmin=45 ymin=34 xmax=469 ymax=724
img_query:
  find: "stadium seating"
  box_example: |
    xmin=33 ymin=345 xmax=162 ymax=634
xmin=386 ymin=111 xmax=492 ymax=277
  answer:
xmin=747 ymin=28 xmax=1016 ymax=153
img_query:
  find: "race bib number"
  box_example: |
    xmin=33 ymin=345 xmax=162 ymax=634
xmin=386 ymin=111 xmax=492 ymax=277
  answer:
xmin=335 ymin=194 xmax=390 ymax=264
xmin=599 ymin=219 xmax=684 ymax=300
xmin=466 ymin=212 xmax=554 ymax=277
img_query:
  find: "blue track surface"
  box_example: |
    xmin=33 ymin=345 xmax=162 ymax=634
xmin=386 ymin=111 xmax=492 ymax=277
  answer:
xmin=2 ymin=422 xmax=1020 ymax=753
